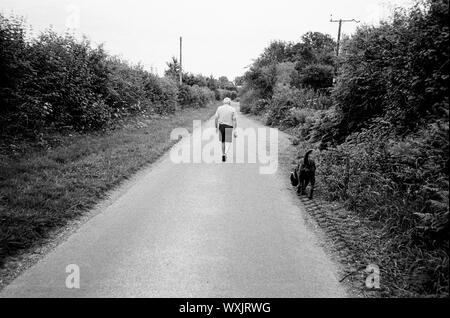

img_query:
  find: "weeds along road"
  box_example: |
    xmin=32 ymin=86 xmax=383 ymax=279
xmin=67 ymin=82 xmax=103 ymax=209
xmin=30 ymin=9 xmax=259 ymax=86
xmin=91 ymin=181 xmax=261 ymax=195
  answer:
xmin=1 ymin=103 xmax=346 ymax=298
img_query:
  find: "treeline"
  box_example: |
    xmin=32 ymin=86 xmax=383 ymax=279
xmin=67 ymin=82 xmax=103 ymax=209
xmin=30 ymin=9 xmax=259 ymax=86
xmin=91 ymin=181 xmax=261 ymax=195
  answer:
xmin=165 ymin=57 xmax=238 ymax=101
xmin=0 ymin=14 xmax=236 ymax=137
xmin=239 ymin=0 xmax=448 ymax=296
xmin=239 ymin=31 xmax=337 ymax=133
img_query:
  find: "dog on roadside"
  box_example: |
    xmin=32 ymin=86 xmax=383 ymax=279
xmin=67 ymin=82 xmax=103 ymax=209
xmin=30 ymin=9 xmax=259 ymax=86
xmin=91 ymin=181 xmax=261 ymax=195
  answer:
xmin=296 ymin=149 xmax=316 ymax=199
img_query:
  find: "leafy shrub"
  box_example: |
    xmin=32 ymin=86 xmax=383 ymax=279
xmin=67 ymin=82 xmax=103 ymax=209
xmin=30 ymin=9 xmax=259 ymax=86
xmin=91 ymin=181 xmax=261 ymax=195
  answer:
xmin=216 ymin=88 xmax=237 ymax=101
xmin=213 ymin=89 xmax=221 ymax=101
xmin=0 ymin=13 xmax=221 ymax=135
xmin=243 ymin=64 xmax=278 ymax=100
xmin=316 ymin=119 xmax=449 ymax=294
xmin=177 ymin=84 xmax=214 ymax=109
xmin=189 ymin=86 xmax=203 ymax=107
xmin=177 ymin=84 xmax=192 ymax=108
xmin=199 ymin=86 xmax=215 ymax=105
xmin=239 ymin=32 xmax=336 ymax=108
xmin=329 ymin=0 xmax=449 ymax=141
xmin=299 ymin=63 xmax=334 ymax=90
xmin=299 ymin=107 xmax=343 ymax=145
xmin=296 ymin=88 xmax=332 ymax=110
xmin=250 ymin=99 xmax=269 ymax=115
xmin=266 ymin=84 xmax=301 ymax=127
xmin=150 ymin=77 xmax=179 ymax=114
xmin=275 ymin=62 xmax=297 ymax=86
xmin=290 ymin=108 xmax=316 ymax=125
xmin=264 ymin=85 xmax=332 ymax=128
xmin=0 ymin=18 xmax=127 ymax=132
xmin=106 ymin=57 xmax=147 ymax=113
xmin=239 ymin=89 xmax=258 ymax=114
xmin=200 ymin=86 xmax=214 ymax=107
xmin=237 ymin=0 xmax=449 ymax=296
xmin=239 ymin=48 xmax=333 ymax=121
xmin=0 ymin=15 xmax=30 ymax=125
xmin=76 ymin=99 xmax=111 ymax=130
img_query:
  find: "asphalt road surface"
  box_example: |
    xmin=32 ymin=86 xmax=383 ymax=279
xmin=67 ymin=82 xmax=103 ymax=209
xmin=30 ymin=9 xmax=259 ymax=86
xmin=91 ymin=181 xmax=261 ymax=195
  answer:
xmin=1 ymin=104 xmax=346 ymax=298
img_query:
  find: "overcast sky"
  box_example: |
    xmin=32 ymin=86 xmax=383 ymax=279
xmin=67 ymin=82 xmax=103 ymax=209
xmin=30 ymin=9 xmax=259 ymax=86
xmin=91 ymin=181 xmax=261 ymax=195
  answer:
xmin=1 ymin=0 xmax=413 ymax=80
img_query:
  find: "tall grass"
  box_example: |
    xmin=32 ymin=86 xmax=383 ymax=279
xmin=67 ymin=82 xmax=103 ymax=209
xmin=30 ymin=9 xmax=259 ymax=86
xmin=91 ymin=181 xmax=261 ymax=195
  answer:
xmin=315 ymin=119 xmax=449 ymax=295
xmin=0 ymin=102 xmax=219 ymax=265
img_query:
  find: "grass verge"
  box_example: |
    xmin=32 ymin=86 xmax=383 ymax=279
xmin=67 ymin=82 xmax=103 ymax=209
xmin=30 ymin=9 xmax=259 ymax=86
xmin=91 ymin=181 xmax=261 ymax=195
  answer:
xmin=0 ymin=103 xmax=218 ymax=266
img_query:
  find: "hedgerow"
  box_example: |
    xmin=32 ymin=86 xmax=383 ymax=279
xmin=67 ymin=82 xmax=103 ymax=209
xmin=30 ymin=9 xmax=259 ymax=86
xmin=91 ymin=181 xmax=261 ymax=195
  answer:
xmin=239 ymin=0 xmax=449 ymax=296
xmin=0 ymin=14 xmax=218 ymax=137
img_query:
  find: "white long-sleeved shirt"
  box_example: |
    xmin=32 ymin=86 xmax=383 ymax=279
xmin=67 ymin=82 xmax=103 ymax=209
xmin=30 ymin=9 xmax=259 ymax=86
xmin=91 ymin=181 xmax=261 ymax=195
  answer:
xmin=215 ymin=104 xmax=236 ymax=126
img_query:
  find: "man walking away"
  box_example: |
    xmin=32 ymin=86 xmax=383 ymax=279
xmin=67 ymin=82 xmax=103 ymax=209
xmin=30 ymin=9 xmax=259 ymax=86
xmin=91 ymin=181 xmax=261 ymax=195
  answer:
xmin=215 ymin=97 xmax=237 ymax=162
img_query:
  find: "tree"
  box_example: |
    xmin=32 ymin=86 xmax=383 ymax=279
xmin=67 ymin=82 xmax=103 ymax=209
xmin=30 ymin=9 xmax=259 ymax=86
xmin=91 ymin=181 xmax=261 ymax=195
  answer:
xmin=332 ymin=0 xmax=449 ymax=138
xmin=300 ymin=32 xmax=336 ymax=66
xmin=206 ymin=75 xmax=218 ymax=90
xmin=234 ymin=76 xmax=244 ymax=86
xmin=218 ymin=76 xmax=229 ymax=89
xmin=164 ymin=56 xmax=181 ymax=81
xmin=301 ymin=32 xmax=335 ymax=53
xmin=255 ymin=40 xmax=294 ymax=68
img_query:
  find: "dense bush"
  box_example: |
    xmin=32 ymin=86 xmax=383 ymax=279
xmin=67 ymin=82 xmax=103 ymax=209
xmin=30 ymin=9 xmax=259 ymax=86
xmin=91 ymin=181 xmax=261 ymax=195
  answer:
xmin=77 ymin=99 xmax=111 ymax=130
xmin=299 ymin=64 xmax=334 ymax=90
xmin=239 ymin=89 xmax=262 ymax=114
xmin=177 ymin=84 xmax=192 ymax=108
xmin=308 ymin=108 xmax=342 ymax=145
xmin=0 ymin=15 xmax=33 ymax=127
xmin=238 ymin=0 xmax=448 ymax=296
xmin=178 ymin=84 xmax=215 ymax=108
xmin=190 ymin=85 xmax=215 ymax=108
xmin=0 ymin=20 xmax=113 ymax=133
xmin=105 ymin=57 xmax=148 ymax=114
xmin=200 ymin=86 xmax=216 ymax=105
xmin=266 ymin=85 xmax=302 ymax=127
xmin=240 ymin=33 xmax=336 ymax=105
xmin=319 ymin=117 xmax=448 ymax=237
xmin=316 ymin=119 xmax=448 ymax=294
xmin=238 ymin=32 xmax=336 ymax=126
xmin=330 ymin=0 xmax=449 ymax=140
xmin=214 ymin=88 xmax=237 ymax=101
xmin=0 ymin=14 xmax=222 ymax=136
xmin=254 ymin=84 xmax=331 ymax=129
xmin=313 ymin=0 xmax=448 ymax=295
xmin=146 ymin=76 xmax=179 ymax=114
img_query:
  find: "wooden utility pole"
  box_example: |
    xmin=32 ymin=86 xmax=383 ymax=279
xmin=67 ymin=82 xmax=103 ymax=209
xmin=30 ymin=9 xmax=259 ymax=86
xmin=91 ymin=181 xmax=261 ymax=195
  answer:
xmin=330 ymin=15 xmax=359 ymax=56
xmin=179 ymin=36 xmax=183 ymax=85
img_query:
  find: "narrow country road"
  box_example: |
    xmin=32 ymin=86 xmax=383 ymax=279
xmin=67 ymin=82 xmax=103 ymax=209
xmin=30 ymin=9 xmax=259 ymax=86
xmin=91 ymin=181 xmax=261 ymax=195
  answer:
xmin=1 ymin=103 xmax=346 ymax=298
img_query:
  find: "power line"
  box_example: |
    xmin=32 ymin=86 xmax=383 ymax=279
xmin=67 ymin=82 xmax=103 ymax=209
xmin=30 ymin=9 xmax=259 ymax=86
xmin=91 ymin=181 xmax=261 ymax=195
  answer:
xmin=330 ymin=15 xmax=359 ymax=56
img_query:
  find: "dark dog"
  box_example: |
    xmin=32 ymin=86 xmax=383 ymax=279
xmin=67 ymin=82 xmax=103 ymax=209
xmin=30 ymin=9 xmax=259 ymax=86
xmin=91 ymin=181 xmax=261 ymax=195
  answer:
xmin=297 ymin=149 xmax=316 ymax=199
